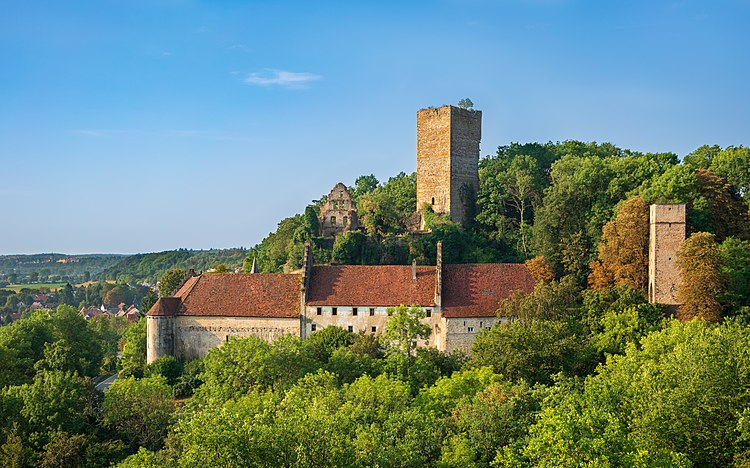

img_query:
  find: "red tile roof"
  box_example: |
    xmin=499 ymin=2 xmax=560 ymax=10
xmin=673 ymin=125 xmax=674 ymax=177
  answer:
xmin=148 ymin=297 xmax=181 ymax=316
xmin=442 ymin=264 xmax=534 ymax=317
xmin=307 ymin=265 xmax=436 ymax=307
xmin=147 ymin=274 xmax=301 ymax=318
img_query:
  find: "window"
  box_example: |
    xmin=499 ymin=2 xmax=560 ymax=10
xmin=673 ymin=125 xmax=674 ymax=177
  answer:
xmin=343 ymin=216 xmax=348 ymax=225
xmin=369 ymin=308 xmax=375 ymax=316
xmin=316 ymin=307 xmax=322 ymax=316
xmin=468 ymin=327 xmax=474 ymax=333
xmin=425 ymin=309 xmax=431 ymax=318
xmin=340 ymin=191 xmax=344 ymax=198
xmin=331 ymin=216 xmax=337 ymax=225
xmin=225 ymin=335 xmax=230 ymax=343
xmin=479 ymin=321 xmax=483 ymax=328
xmin=352 ymin=307 xmax=358 ymax=316
xmin=431 ymin=197 xmax=435 ymax=205
xmin=332 ymin=307 xmax=337 ymax=316
xmin=347 ymin=325 xmax=353 ymax=332
xmin=463 ymin=321 xmax=466 ymax=326
xmin=371 ymin=326 xmax=377 ymax=333
xmin=311 ymin=324 xmax=317 ymax=332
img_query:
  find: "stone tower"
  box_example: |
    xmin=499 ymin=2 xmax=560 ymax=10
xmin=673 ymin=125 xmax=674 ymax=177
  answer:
xmin=416 ymin=105 xmax=482 ymax=227
xmin=648 ymin=203 xmax=686 ymax=305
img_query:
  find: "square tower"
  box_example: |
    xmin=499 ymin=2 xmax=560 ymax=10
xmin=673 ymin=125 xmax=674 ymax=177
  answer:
xmin=417 ymin=105 xmax=481 ymax=226
xmin=648 ymin=203 xmax=686 ymax=305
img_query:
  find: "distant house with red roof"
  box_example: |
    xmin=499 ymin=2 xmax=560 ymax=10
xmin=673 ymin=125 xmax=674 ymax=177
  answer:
xmin=146 ymin=242 xmax=534 ymax=362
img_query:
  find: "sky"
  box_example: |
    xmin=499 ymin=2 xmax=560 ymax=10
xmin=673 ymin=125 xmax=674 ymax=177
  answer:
xmin=1 ymin=0 xmax=749 ymax=254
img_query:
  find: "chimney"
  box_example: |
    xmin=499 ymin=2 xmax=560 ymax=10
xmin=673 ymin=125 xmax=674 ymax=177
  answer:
xmin=300 ymin=241 xmax=313 ymax=339
xmin=412 ymin=259 xmax=417 ymax=280
xmin=435 ymin=241 xmax=442 ymax=307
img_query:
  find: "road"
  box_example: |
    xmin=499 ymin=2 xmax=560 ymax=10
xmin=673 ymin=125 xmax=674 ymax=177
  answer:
xmin=95 ymin=374 xmax=118 ymax=391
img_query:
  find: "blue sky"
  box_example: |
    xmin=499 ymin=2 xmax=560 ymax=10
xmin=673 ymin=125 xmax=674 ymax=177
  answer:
xmin=1 ymin=0 xmax=748 ymax=254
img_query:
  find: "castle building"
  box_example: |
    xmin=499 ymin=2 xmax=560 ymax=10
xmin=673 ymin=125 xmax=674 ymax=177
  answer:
xmin=146 ymin=104 xmax=526 ymax=363
xmin=146 ymin=241 xmax=535 ymax=362
xmin=416 ymin=105 xmax=482 ymax=227
xmin=319 ymin=183 xmax=358 ymax=237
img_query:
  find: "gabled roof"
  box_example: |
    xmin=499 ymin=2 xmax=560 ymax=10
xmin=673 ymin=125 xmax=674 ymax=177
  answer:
xmin=442 ymin=264 xmax=534 ymax=317
xmin=147 ymin=274 xmax=301 ymax=318
xmin=307 ymin=265 xmax=435 ymax=307
xmin=148 ymin=297 xmax=181 ymax=316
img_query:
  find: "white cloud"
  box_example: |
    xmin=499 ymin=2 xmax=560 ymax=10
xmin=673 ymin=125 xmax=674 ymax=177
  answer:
xmin=244 ymin=69 xmax=321 ymax=89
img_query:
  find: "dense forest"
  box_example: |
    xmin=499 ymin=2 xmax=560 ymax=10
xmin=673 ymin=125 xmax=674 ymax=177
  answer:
xmin=1 ymin=140 xmax=749 ymax=467
xmin=246 ymin=142 xmax=749 ymax=282
xmin=98 ymin=249 xmax=248 ymax=284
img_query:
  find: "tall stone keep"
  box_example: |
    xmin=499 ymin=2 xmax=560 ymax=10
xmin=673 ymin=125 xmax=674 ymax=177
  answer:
xmin=417 ymin=105 xmax=481 ymax=227
xmin=648 ymin=203 xmax=686 ymax=305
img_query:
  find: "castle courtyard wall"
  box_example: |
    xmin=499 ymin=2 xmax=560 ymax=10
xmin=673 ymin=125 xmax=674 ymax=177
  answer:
xmin=172 ymin=316 xmax=300 ymax=360
xmin=443 ymin=316 xmax=506 ymax=354
xmin=305 ymin=305 xmax=447 ymax=350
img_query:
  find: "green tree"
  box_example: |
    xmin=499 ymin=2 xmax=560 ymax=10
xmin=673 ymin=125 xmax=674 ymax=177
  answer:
xmin=709 ymin=145 xmax=750 ymax=207
xmin=384 ymin=305 xmax=431 ymax=360
xmin=457 ymin=98 xmax=474 ymax=109
xmin=471 ymin=319 xmax=595 ymax=385
xmin=720 ymin=237 xmax=750 ymax=313
xmin=351 ymin=174 xmax=379 ymax=200
xmin=524 ymin=319 xmax=750 ymax=466
xmin=158 ymin=269 xmax=186 ymax=297
xmin=118 ymin=319 xmax=147 ymax=378
xmin=141 ymin=288 xmax=157 ymax=313
xmin=102 ymin=376 xmax=176 ymax=451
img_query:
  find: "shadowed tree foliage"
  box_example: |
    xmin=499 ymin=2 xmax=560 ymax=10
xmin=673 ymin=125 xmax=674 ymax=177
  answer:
xmin=158 ymin=269 xmax=186 ymax=297
xmin=695 ymin=169 xmax=750 ymax=242
xmin=677 ymin=232 xmax=727 ymax=322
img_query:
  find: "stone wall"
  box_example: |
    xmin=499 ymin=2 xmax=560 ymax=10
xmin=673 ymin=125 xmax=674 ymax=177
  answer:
xmin=443 ymin=316 xmax=505 ymax=354
xmin=171 ymin=316 xmax=300 ymax=360
xmin=648 ymin=204 xmax=686 ymax=305
xmin=319 ymin=182 xmax=358 ymax=237
xmin=305 ymin=305 xmax=446 ymax=350
xmin=416 ymin=106 xmax=481 ymax=226
xmin=146 ymin=315 xmax=174 ymax=364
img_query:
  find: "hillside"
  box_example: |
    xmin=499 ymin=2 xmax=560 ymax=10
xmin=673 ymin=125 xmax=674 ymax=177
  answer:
xmin=0 ymin=253 xmax=124 ymax=282
xmin=99 ymin=248 xmax=248 ymax=283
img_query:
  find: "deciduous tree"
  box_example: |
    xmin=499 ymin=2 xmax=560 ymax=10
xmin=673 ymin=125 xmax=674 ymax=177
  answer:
xmin=588 ymin=196 xmax=649 ymax=291
xmin=677 ymin=232 xmax=726 ymax=322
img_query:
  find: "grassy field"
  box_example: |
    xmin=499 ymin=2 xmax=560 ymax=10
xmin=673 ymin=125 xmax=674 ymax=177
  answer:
xmin=1 ymin=283 xmax=67 ymax=292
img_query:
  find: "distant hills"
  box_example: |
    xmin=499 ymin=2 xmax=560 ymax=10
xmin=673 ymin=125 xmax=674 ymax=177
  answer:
xmin=98 ymin=249 xmax=248 ymax=283
xmin=0 ymin=254 xmax=124 ymax=279
xmin=0 ymin=249 xmax=248 ymax=285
